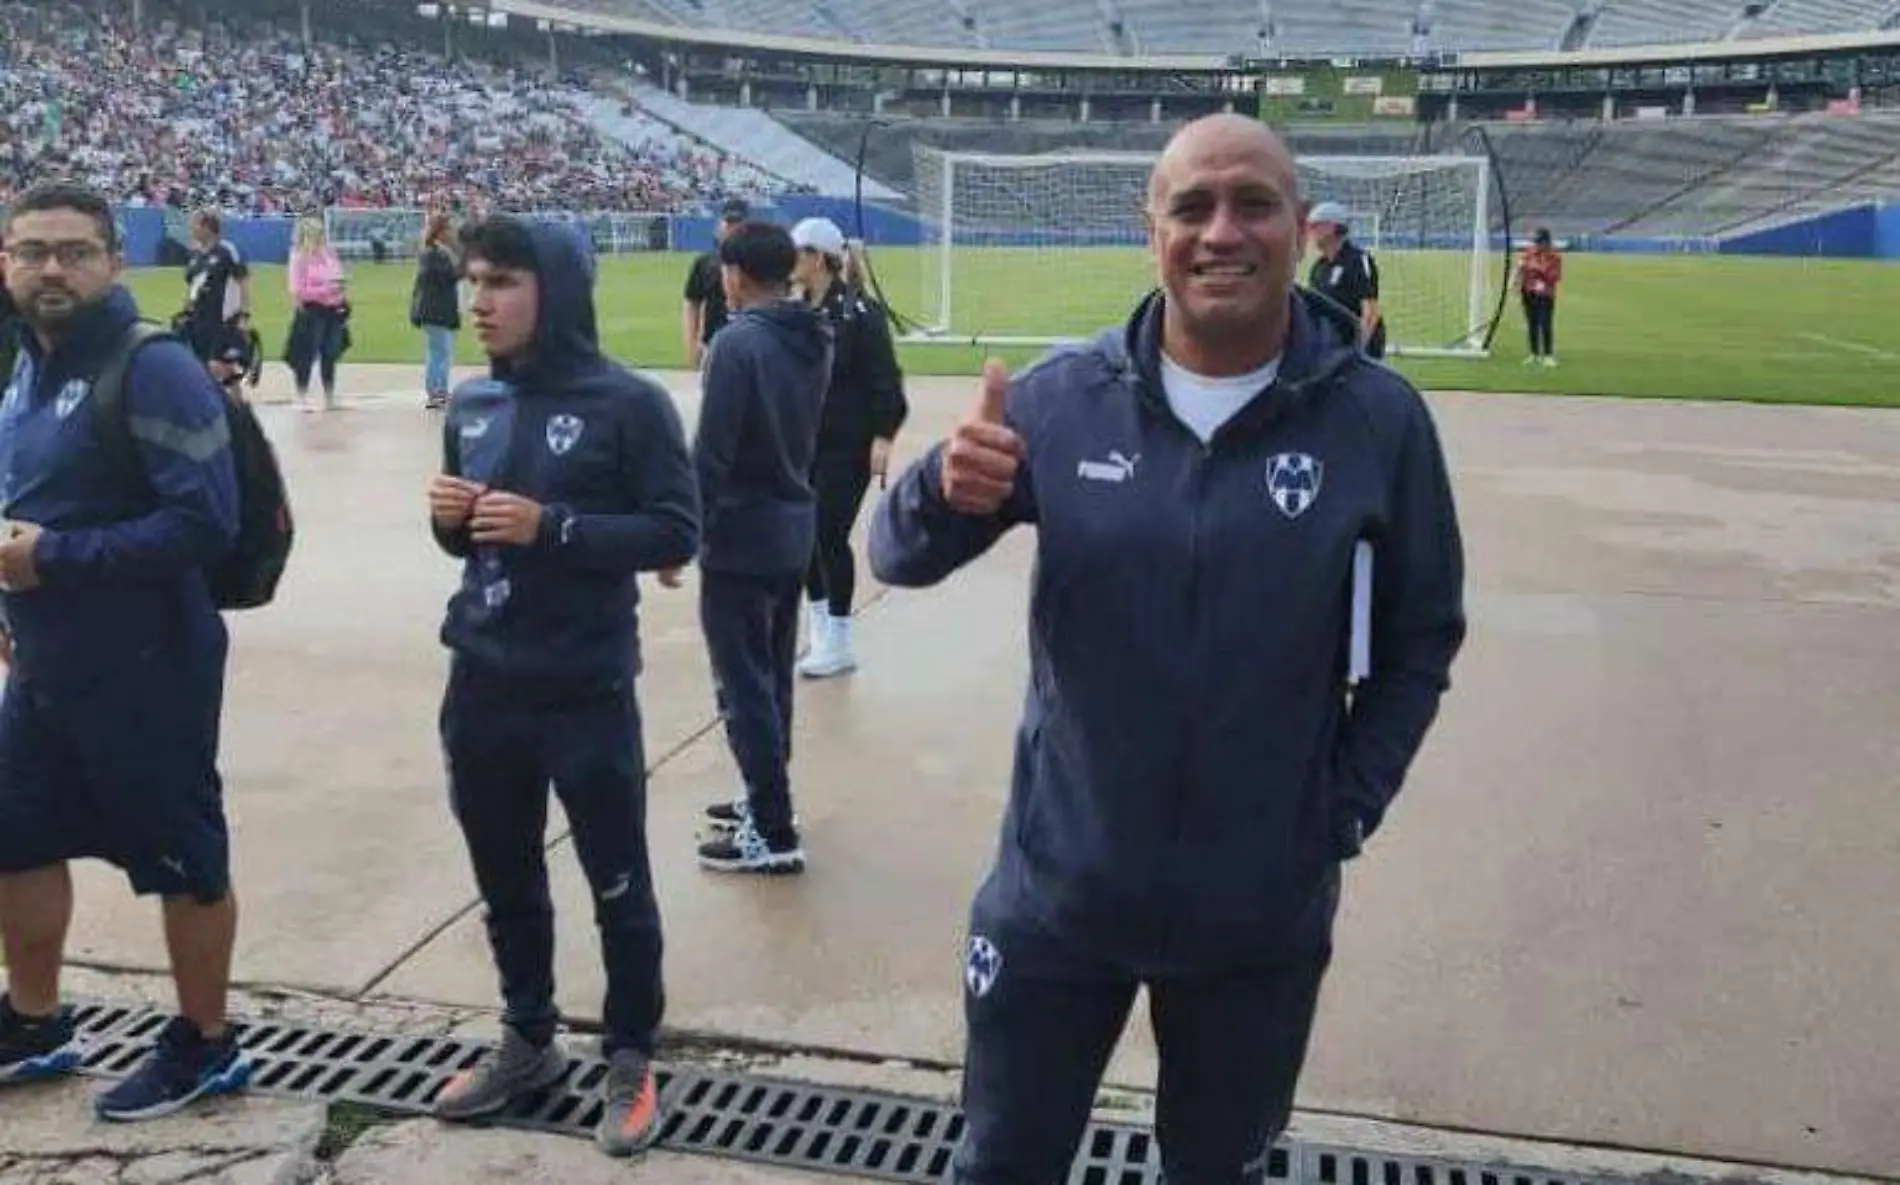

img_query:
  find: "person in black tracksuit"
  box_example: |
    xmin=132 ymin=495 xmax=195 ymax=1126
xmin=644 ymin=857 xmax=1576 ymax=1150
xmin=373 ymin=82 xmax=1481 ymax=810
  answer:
xmin=870 ymin=115 xmax=1466 ymax=1184
xmin=1305 ymin=200 xmax=1386 ymax=360
xmin=677 ymin=221 xmax=831 ymax=876
xmin=681 ymin=198 xmax=749 ymax=370
xmin=787 ymin=218 xmax=908 ymax=680
xmin=425 ymin=215 xmax=699 ymax=1158
xmin=181 ymin=211 xmax=251 ymax=364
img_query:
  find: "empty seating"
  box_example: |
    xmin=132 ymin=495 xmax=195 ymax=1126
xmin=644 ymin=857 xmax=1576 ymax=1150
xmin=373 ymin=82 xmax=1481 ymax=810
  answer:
xmin=1738 ymin=0 xmax=1893 ymax=37
xmin=538 ymin=0 xmax=1887 ymax=52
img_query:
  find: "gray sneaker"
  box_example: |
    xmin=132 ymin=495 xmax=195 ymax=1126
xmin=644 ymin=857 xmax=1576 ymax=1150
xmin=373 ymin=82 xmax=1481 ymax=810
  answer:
xmin=432 ymin=1027 xmax=567 ymax=1122
xmin=595 ymin=1048 xmax=661 ymax=1157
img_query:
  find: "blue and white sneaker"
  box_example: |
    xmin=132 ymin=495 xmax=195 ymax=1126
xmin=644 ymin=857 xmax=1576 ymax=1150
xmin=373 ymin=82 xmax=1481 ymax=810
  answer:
xmin=0 ymin=994 xmax=81 ymax=1084
xmin=94 ymin=1016 xmax=252 ymax=1122
xmin=697 ymin=818 xmax=805 ymax=875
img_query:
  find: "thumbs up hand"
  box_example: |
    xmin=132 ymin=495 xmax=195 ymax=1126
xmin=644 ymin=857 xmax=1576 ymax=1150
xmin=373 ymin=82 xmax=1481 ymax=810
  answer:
xmin=941 ymin=359 xmax=1024 ymax=516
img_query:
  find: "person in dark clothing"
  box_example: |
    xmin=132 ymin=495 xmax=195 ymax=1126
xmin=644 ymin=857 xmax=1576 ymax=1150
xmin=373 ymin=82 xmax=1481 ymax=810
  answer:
xmin=181 ymin=211 xmax=251 ymax=363
xmin=0 ymin=182 xmax=248 ymax=1123
xmin=204 ymin=318 xmax=261 ymax=397
xmin=869 ymin=116 xmax=1466 ymax=1185
xmin=0 ymin=278 xmax=19 ymax=385
xmin=671 ymin=220 xmax=831 ymax=875
xmin=425 ymin=214 xmax=700 ymax=1160
xmin=1305 ymin=200 xmax=1386 ymax=359
xmin=680 ymin=197 xmax=748 ymax=370
xmin=785 ymin=217 xmax=908 ymax=680
xmin=411 ymin=211 xmax=463 ymax=410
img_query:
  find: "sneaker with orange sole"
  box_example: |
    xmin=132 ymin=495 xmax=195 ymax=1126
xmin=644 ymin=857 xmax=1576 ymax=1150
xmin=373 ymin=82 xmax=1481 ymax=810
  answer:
xmin=596 ymin=1048 xmax=661 ymax=1157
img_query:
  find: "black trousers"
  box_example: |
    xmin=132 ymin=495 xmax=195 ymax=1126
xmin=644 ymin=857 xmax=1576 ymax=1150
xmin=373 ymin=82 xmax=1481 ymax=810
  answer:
xmin=439 ymin=661 xmax=664 ymax=1056
xmin=288 ymin=304 xmax=347 ymax=393
xmin=701 ymin=569 xmax=802 ymax=845
xmin=954 ymin=894 xmax=1330 ymax=1185
xmin=805 ymin=449 xmax=874 ymax=618
xmin=1523 ymin=293 xmax=1555 ymax=356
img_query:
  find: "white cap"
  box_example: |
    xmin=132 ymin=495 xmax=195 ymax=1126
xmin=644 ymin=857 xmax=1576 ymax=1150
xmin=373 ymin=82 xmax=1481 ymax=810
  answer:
xmin=1307 ymin=201 xmax=1350 ymax=227
xmin=791 ymin=217 xmax=847 ymax=260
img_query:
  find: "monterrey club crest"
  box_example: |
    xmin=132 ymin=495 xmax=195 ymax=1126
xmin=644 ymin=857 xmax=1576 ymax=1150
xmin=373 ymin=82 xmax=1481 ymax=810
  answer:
xmin=1265 ymin=452 xmax=1323 ymax=518
xmin=965 ymin=935 xmax=1002 ymax=999
xmin=545 ymin=413 xmax=584 ymax=456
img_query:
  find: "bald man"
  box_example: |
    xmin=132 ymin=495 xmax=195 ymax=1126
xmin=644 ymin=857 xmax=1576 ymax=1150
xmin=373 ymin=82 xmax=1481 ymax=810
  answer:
xmin=870 ymin=114 xmax=1466 ymax=1183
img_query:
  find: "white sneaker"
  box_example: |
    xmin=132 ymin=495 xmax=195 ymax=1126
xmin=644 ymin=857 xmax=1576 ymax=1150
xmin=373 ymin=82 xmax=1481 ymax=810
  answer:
xmin=798 ymin=611 xmax=857 ymax=679
xmin=800 ymin=601 xmax=827 ymax=658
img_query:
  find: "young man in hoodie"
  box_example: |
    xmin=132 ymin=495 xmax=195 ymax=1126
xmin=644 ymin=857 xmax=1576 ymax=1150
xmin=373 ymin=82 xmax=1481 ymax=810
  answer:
xmin=870 ymin=115 xmax=1467 ymax=1183
xmin=425 ymin=214 xmax=700 ymax=1159
xmin=672 ymin=220 xmax=831 ymax=875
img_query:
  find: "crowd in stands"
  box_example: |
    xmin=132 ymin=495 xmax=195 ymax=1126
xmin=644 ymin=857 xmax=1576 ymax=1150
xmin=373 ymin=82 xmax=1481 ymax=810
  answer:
xmin=0 ymin=0 xmax=780 ymax=216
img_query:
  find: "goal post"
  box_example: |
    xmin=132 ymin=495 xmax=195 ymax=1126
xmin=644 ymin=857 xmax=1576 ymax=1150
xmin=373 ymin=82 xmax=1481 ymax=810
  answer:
xmin=906 ymin=145 xmax=1503 ymax=357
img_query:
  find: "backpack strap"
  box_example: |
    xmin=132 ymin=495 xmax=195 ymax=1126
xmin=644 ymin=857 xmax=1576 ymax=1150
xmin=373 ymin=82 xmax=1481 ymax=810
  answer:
xmin=90 ymin=320 xmax=184 ymax=498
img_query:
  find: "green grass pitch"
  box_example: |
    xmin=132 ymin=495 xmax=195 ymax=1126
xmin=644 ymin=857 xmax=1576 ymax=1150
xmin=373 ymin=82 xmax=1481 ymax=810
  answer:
xmin=120 ymin=247 xmax=1900 ymax=408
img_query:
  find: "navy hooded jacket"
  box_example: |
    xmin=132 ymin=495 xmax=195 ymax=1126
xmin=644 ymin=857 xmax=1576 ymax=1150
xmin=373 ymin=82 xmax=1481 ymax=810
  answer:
xmin=869 ymin=288 xmax=1467 ymax=973
xmin=0 ymin=286 xmax=239 ymax=693
xmin=693 ymin=297 xmax=832 ymax=576
xmin=434 ymin=222 xmax=700 ymax=682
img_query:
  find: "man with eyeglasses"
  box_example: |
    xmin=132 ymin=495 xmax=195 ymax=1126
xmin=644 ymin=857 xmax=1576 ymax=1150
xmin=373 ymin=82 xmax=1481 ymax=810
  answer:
xmin=0 ymin=182 xmax=248 ymax=1123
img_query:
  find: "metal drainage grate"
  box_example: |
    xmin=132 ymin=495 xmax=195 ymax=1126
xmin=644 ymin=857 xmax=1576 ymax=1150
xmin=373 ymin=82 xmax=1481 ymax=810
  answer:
xmin=69 ymin=1003 xmax=1617 ymax=1185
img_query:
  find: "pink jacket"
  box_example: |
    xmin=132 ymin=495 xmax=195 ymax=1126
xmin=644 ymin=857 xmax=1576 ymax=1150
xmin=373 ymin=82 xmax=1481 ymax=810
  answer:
xmin=289 ymin=248 xmax=346 ymax=308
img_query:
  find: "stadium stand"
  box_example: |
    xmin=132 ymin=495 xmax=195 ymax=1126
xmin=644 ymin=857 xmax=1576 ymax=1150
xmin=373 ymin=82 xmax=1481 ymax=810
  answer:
xmin=0 ymin=0 xmax=778 ymax=214
xmin=1417 ymin=0 xmax=1575 ymax=52
xmin=1 ymin=0 xmax=1894 ymax=253
xmin=1458 ymin=112 xmax=1900 ymax=239
xmin=616 ymin=84 xmax=901 ymax=198
xmin=535 ymin=0 xmax=1895 ymax=53
xmin=1739 ymin=0 xmax=1896 ymax=39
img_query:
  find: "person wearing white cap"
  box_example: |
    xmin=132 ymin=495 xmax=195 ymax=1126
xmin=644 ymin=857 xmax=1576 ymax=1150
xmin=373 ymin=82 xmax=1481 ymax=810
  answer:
xmin=780 ymin=216 xmax=907 ymax=680
xmin=1304 ymin=200 xmax=1386 ymax=359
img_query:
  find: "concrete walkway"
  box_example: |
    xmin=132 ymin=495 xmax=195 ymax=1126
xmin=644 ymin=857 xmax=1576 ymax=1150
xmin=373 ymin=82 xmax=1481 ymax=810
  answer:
xmin=41 ymin=364 xmax=1900 ymax=1178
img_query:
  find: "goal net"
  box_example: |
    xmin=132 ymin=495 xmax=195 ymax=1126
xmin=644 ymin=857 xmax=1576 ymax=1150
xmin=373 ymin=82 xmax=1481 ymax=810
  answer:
xmin=908 ymin=146 xmax=1501 ymax=357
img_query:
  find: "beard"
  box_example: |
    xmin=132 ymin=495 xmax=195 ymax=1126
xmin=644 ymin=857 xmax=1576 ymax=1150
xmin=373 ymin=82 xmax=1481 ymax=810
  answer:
xmin=16 ymin=284 xmax=87 ymax=333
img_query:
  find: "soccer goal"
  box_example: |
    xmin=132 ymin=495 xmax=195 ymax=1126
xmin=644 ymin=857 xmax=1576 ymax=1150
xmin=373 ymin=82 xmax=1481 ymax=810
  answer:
xmin=906 ymin=145 xmax=1502 ymax=357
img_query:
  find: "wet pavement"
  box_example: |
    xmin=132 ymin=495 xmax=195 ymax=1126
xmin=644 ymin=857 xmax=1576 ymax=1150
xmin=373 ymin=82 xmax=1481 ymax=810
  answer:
xmin=51 ymin=364 xmax=1900 ymax=1178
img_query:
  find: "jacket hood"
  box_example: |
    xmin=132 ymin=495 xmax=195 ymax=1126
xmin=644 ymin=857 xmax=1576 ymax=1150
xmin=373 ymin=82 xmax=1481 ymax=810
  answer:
xmin=1103 ymin=286 xmax=1363 ymax=424
xmin=493 ymin=221 xmax=599 ymax=384
xmin=738 ymin=296 xmax=832 ymax=368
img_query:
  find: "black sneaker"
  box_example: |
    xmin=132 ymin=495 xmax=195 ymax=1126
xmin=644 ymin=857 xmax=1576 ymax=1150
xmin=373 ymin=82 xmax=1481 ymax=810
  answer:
xmin=701 ymin=798 xmax=800 ymax=836
xmin=698 ymin=819 xmax=804 ymax=875
xmin=93 ymin=1016 xmax=251 ymax=1122
xmin=0 ymin=995 xmax=81 ymax=1085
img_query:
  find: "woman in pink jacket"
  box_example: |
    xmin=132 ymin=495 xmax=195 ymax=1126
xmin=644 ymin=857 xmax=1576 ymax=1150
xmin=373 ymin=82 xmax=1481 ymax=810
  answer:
xmin=287 ymin=217 xmax=350 ymax=411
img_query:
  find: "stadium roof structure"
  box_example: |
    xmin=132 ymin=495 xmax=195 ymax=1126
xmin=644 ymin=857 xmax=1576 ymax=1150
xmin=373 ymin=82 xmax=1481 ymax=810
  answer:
xmin=494 ymin=0 xmax=1900 ymax=70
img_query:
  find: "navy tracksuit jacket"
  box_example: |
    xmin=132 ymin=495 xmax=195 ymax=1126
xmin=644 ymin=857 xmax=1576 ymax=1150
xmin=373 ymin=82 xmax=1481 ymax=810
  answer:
xmin=433 ymin=223 xmax=700 ymax=1056
xmin=0 ymin=286 xmax=239 ymax=901
xmin=691 ymin=297 xmax=831 ymax=845
xmin=870 ymin=288 xmax=1466 ymax=1183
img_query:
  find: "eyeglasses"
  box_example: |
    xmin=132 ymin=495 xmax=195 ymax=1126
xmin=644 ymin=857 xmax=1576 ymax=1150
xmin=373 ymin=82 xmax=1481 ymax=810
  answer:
xmin=5 ymin=241 xmax=109 ymax=269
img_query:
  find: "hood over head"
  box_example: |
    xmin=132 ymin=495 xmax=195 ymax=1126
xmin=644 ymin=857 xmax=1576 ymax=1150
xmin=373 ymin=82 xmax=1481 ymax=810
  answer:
xmin=492 ymin=219 xmax=600 ymax=383
xmin=736 ymin=296 xmax=833 ymax=369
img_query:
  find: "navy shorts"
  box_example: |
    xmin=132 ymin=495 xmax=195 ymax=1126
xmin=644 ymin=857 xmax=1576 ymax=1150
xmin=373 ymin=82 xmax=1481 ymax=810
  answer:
xmin=0 ymin=652 xmax=230 ymax=903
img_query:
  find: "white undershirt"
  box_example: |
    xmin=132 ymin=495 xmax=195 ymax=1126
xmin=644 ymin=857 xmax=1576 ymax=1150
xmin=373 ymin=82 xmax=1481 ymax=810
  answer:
xmin=1159 ymin=352 xmax=1282 ymax=445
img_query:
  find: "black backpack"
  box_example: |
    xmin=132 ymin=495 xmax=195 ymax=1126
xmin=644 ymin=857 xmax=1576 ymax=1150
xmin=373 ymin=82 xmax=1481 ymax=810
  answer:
xmin=91 ymin=322 xmax=294 ymax=610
